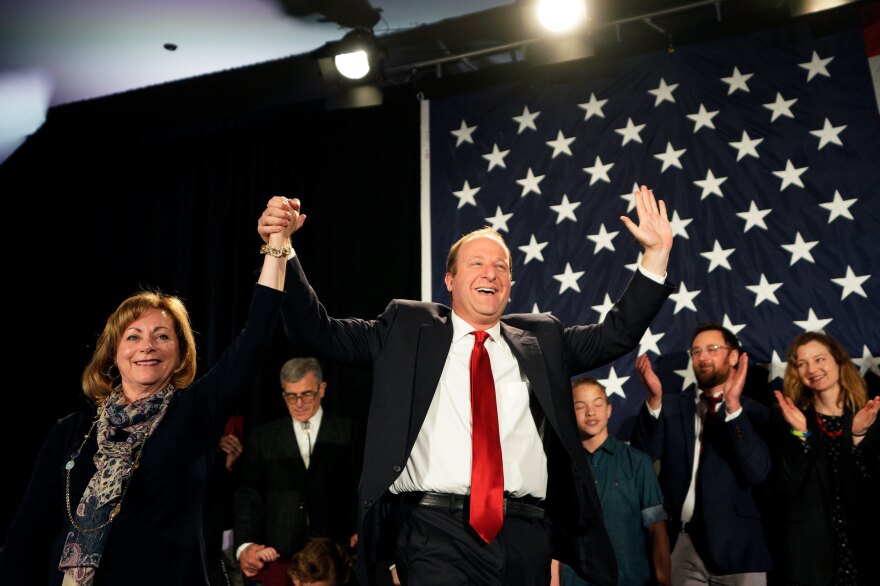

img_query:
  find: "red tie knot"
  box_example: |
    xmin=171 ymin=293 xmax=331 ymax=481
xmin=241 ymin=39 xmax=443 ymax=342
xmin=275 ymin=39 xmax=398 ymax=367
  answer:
xmin=472 ymin=330 xmax=490 ymax=345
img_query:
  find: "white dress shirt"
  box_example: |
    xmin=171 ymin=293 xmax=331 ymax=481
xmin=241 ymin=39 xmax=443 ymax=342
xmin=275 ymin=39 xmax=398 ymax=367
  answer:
xmin=390 ymin=312 xmax=548 ymax=498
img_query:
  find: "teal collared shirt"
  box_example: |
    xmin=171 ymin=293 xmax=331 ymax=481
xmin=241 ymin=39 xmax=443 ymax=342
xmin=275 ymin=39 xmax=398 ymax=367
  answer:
xmin=562 ymin=435 xmax=667 ymax=586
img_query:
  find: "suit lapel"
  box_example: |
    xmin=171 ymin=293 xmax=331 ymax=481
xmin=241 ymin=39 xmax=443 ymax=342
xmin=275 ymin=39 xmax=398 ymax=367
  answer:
xmin=273 ymin=418 xmax=307 ymax=473
xmin=500 ymin=322 xmax=556 ymax=429
xmin=681 ymin=389 xmax=696 ymax=472
xmin=310 ymin=415 xmax=341 ymax=465
xmin=407 ymin=316 xmax=453 ymax=450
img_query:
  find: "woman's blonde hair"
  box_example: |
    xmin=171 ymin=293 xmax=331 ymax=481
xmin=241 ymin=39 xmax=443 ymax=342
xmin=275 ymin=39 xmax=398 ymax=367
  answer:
xmin=81 ymin=291 xmax=197 ymax=402
xmin=782 ymin=331 xmax=866 ymax=413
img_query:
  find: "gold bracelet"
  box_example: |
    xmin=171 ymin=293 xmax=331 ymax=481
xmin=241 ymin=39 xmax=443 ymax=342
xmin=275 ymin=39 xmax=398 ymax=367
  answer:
xmin=260 ymin=243 xmax=292 ymax=258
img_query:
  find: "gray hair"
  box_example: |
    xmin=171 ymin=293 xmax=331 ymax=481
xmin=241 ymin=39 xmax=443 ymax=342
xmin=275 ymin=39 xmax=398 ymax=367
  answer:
xmin=279 ymin=357 xmax=323 ymax=385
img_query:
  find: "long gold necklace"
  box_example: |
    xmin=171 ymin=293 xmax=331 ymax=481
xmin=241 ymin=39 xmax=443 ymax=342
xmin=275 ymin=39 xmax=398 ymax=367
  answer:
xmin=64 ymin=398 xmax=153 ymax=533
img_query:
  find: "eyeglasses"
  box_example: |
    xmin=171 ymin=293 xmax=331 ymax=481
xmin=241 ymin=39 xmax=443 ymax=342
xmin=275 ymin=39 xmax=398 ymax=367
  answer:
xmin=687 ymin=344 xmax=732 ymax=358
xmin=281 ymin=390 xmax=320 ymax=404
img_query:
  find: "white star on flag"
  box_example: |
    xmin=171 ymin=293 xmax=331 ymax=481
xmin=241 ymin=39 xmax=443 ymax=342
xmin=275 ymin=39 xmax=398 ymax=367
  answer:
xmin=654 ymin=142 xmax=686 ymax=172
xmin=648 ymin=78 xmax=679 ymax=106
xmin=768 ymin=351 xmax=787 ymax=382
xmin=518 ymin=234 xmax=549 ymax=264
xmin=764 ymin=93 xmax=797 ymax=122
xmin=531 ymin=303 xmax=544 ymax=314
xmin=624 ymin=252 xmax=644 ymax=273
xmin=700 ymin=240 xmax=735 ymax=272
xmin=553 ymin=263 xmax=584 ymax=294
xmin=615 ymin=118 xmax=646 ymax=145
xmin=799 ymin=50 xmax=833 ymax=81
xmin=450 ymin=120 xmax=477 ymax=146
xmin=736 ymin=201 xmax=772 ymax=232
xmin=452 ymin=180 xmax=479 ymax=208
xmin=591 ymin=294 xmax=615 ymax=322
xmin=669 ymin=282 xmax=701 ymax=314
xmin=586 ymin=223 xmax=619 ymax=253
xmin=546 ymin=130 xmax=576 ymax=158
xmin=599 ymin=367 xmax=630 ymax=399
xmin=729 ymin=130 xmax=763 ymax=161
xmin=674 ymin=359 xmax=698 ymax=391
xmin=830 ymin=266 xmax=870 ymax=300
xmin=781 ymin=232 xmax=818 ymax=265
xmin=794 ymin=308 xmax=832 ymax=332
xmin=720 ymin=66 xmax=753 ymax=94
xmin=810 ymin=118 xmax=846 ymax=150
xmin=639 ymin=327 xmax=665 ymax=355
xmin=578 ymin=93 xmax=608 ymax=120
xmin=772 ymin=159 xmax=807 ymax=191
xmin=513 ymin=106 xmax=540 ymax=133
xmin=746 ymin=274 xmax=783 ymax=306
xmin=484 ymin=206 xmax=513 ymax=232
xmin=693 ymin=168 xmax=727 ymax=199
xmin=620 ymin=182 xmax=640 ymax=212
xmin=819 ymin=190 xmax=856 ymax=223
xmin=669 ymin=211 xmax=693 ymax=239
xmin=482 ymin=144 xmax=510 ymax=171
xmin=516 ymin=168 xmax=545 ymax=196
xmin=854 ymin=346 xmax=880 ymax=377
xmin=722 ymin=314 xmax=746 ymax=335
xmin=583 ymin=155 xmax=614 ymax=185
xmin=686 ymin=104 xmax=719 ymax=132
xmin=549 ymin=194 xmax=581 ymax=224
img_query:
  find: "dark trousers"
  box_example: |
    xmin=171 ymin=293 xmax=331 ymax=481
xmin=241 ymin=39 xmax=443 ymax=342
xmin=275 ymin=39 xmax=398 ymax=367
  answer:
xmin=393 ymin=503 xmax=552 ymax=586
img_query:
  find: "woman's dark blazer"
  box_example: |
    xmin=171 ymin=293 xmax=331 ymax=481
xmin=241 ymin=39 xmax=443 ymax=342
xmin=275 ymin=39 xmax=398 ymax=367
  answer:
xmin=770 ymin=405 xmax=880 ymax=586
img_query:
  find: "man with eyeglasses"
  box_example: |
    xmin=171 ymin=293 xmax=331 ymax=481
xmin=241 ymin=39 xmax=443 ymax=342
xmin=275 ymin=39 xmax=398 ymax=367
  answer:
xmin=631 ymin=323 xmax=772 ymax=585
xmin=234 ymin=357 xmax=357 ymax=586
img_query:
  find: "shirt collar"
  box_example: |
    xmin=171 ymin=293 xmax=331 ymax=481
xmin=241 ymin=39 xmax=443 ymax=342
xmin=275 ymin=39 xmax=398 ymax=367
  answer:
xmin=450 ymin=311 xmax=502 ymax=344
xmin=597 ymin=434 xmax=619 ymax=454
xmin=695 ymin=389 xmax=724 ymax=404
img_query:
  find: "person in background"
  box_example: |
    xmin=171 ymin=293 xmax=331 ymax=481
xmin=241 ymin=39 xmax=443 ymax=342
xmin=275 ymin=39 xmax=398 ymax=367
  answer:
xmin=234 ymin=357 xmax=357 ymax=586
xmin=771 ymin=331 xmax=880 ymax=586
xmin=552 ymin=378 xmax=669 ymax=586
xmin=0 ymin=200 xmax=296 ymax=585
xmin=287 ymin=537 xmax=354 ymax=586
xmin=632 ymin=323 xmax=772 ymax=585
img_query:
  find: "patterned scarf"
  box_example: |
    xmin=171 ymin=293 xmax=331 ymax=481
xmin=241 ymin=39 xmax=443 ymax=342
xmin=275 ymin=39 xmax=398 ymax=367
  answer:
xmin=59 ymin=385 xmax=175 ymax=586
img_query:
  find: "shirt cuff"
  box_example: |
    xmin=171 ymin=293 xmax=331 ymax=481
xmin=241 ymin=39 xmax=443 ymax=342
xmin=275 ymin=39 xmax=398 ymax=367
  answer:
xmin=641 ymin=504 xmax=668 ymax=527
xmin=724 ymin=406 xmax=743 ymax=421
xmin=647 ymin=402 xmax=662 ymax=418
xmin=236 ymin=542 xmax=254 ymax=560
xmin=637 ymin=264 xmax=666 ymax=284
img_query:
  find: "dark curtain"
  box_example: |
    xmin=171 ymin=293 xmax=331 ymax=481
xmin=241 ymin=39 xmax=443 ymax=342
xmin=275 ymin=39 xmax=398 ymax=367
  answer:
xmin=0 ymin=89 xmax=422 ymax=540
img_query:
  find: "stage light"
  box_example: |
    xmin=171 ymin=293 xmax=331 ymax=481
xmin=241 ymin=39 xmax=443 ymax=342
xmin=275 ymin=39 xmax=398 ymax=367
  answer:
xmin=535 ymin=0 xmax=588 ymax=33
xmin=334 ymin=50 xmax=370 ymax=80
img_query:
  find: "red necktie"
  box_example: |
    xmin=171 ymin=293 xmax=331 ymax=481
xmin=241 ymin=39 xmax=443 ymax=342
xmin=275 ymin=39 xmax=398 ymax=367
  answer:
xmin=469 ymin=330 xmax=504 ymax=543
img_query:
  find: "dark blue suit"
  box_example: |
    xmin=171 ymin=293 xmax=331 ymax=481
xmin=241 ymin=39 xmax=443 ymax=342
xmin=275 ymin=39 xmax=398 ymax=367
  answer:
xmin=631 ymin=390 xmax=772 ymax=574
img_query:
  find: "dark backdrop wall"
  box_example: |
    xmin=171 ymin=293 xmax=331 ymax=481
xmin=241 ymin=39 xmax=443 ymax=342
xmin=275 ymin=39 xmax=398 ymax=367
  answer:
xmin=0 ymin=85 xmax=422 ymax=541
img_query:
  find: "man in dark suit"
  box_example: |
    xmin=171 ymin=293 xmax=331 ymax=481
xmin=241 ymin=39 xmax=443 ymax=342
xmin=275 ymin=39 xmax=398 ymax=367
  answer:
xmin=257 ymin=186 xmax=674 ymax=586
xmin=632 ymin=324 xmax=772 ymax=585
xmin=234 ymin=357 xmax=357 ymax=586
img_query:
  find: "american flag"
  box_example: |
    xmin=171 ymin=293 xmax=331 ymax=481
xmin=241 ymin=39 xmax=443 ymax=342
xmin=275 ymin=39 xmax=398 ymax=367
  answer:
xmin=424 ymin=18 xmax=880 ymax=437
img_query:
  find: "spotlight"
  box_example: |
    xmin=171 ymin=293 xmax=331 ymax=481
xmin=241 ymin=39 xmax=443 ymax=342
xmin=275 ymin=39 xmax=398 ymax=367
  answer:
xmin=534 ymin=0 xmax=588 ymax=34
xmin=312 ymin=28 xmax=385 ymax=109
xmin=334 ymin=50 xmax=370 ymax=80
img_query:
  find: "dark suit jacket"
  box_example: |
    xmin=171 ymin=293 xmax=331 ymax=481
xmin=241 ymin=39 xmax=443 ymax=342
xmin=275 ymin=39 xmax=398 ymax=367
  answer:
xmin=770 ymin=407 xmax=880 ymax=586
xmin=631 ymin=390 xmax=772 ymax=574
xmin=0 ymin=286 xmax=283 ymax=586
xmin=233 ymin=414 xmax=357 ymax=555
xmin=282 ymin=257 xmax=672 ymax=586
